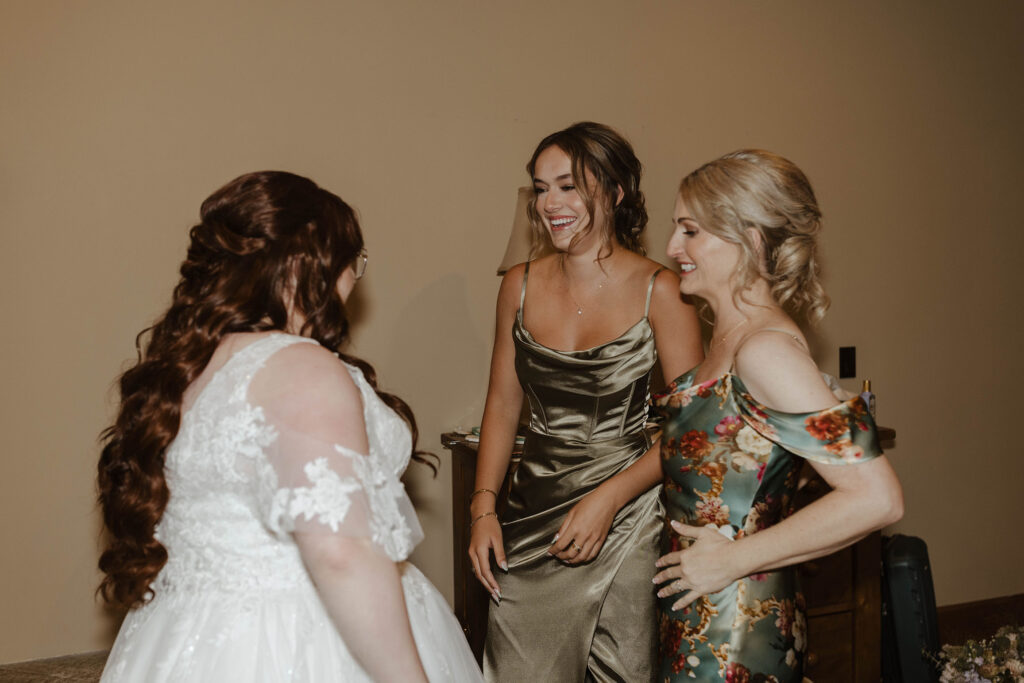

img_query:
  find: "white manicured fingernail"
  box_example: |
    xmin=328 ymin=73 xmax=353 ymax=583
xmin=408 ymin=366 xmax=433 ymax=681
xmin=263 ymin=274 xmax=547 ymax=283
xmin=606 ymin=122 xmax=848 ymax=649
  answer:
xmin=500 ymin=561 xmax=508 ymax=571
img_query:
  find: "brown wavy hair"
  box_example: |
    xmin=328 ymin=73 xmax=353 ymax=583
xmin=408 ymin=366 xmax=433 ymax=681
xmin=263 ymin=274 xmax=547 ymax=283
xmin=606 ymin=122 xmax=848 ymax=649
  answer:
xmin=97 ymin=170 xmax=435 ymax=610
xmin=525 ymin=121 xmax=648 ymax=259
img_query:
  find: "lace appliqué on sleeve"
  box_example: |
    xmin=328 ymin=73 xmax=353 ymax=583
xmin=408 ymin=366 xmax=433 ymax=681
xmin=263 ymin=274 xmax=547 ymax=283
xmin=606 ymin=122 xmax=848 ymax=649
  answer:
xmin=270 ymin=457 xmax=364 ymax=533
xmin=339 ymin=443 xmax=417 ymax=561
xmin=267 ymin=443 xmax=417 ymax=562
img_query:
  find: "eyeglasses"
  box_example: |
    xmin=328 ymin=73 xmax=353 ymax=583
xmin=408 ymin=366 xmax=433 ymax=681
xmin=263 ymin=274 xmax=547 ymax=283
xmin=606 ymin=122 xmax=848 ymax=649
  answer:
xmin=353 ymin=247 xmax=368 ymax=280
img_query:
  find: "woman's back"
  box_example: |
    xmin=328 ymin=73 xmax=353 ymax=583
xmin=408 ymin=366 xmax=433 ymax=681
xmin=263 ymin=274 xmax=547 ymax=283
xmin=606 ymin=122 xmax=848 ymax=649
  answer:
xmin=155 ymin=334 xmax=321 ymax=598
xmin=102 ymin=333 xmax=478 ymax=682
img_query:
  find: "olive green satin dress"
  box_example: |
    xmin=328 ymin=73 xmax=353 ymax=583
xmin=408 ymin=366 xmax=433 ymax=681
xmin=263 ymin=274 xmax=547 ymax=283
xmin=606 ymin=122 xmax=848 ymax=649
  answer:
xmin=484 ymin=263 xmax=664 ymax=683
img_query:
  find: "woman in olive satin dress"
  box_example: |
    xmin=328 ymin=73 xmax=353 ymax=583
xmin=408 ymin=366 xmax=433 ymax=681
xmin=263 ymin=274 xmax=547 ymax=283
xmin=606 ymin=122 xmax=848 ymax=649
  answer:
xmin=468 ymin=122 xmax=703 ymax=682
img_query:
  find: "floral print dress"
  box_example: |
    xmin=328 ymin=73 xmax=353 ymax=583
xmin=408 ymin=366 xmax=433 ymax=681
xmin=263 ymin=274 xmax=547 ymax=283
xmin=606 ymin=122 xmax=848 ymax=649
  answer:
xmin=652 ymin=368 xmax=880 ymax=682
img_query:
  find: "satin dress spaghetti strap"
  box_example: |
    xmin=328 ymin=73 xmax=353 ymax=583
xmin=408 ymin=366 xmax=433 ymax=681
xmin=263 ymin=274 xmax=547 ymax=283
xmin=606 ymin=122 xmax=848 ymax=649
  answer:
xmin=484 ymin=263 xmax=665 ymax=683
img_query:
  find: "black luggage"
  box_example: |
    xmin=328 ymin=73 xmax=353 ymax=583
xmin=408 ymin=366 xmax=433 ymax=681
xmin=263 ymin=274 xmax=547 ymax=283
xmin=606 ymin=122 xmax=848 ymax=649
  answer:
xmin=881 ymin=534 xmax=940 ymax=682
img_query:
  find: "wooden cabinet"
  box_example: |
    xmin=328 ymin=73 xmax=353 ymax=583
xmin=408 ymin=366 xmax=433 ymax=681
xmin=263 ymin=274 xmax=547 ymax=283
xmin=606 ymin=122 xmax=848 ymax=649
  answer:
xmin=795 ymin=467 xmax=885 ymax=682
xmin=444 ymin=433 xmax=520 ymax=663
xmin=443 ymin=427 xmax=895 ymax=677
xmin=796 ymin=427 xmax=894 ymax=682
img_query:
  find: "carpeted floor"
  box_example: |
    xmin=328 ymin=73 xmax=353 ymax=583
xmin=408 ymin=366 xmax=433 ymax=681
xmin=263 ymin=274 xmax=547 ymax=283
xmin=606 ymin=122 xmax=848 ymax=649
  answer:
xmin=0 ymin=651 xmax=107 ymax=682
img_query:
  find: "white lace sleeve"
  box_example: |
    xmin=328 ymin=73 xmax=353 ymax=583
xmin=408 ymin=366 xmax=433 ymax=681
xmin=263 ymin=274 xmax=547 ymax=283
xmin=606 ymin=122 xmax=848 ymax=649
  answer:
xmin=248 ymin=341 xmax=423 ymax=562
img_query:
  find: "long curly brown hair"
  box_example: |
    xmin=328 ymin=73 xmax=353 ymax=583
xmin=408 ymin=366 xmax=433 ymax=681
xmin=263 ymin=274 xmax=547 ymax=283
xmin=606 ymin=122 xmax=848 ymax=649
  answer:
xmin=97 ymin=171 xmax=434 ymax=610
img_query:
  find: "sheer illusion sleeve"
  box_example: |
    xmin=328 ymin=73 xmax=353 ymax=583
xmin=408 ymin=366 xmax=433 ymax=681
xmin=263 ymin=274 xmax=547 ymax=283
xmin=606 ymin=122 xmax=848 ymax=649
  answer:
xmin=248 ymin=341 xmax=423 ymax=561
xmin=733 ymin=377 xmax=882 ymax=466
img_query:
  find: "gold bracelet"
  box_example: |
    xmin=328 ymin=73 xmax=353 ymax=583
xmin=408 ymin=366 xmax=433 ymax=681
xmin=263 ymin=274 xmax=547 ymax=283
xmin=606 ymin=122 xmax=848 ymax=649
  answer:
xmin=471 ymin=488 xmax=498 ymax=501
xmin=470 ymin=511 xmax=498 ymax=528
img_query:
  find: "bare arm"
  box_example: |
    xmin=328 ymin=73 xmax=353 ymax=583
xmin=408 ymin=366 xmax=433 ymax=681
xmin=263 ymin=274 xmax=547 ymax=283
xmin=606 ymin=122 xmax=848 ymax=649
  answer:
xmin=596 ymin=440 xmax=663 ymax=509
xmin=468 ymin=264 xmax=526 ymax=598
xmin=730 ymin=334 xmax=902 ymax=567
xmin=726 ymin=456 xmax=901 ymax=572
xmin=297 ymin=534 xmax=428 ymax=682
xmin=649 ymin=268 xmax=704 ymax=385
xmin=252 ymin=343 xmax=428 ymax=680
xmin=655 ymin=331 xmax=903 ymax=609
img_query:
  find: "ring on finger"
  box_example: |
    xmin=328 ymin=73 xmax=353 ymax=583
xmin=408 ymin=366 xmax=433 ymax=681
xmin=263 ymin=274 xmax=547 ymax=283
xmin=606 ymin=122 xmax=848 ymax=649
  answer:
xmin=673 ymin=579 xmax=685 ymax=592
xmin=571 ymin=542 xmax=583 ymax=553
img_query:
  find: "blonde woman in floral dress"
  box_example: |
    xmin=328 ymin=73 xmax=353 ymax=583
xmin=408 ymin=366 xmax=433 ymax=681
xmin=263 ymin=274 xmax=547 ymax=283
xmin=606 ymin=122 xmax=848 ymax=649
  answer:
xmin=651 ymin=150 xmax=904 ymax=681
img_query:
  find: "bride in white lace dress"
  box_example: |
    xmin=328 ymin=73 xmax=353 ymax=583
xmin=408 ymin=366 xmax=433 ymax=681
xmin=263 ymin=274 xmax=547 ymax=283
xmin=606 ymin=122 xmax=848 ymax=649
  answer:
xmin=97 ymin=171 xmax=481 ymax=682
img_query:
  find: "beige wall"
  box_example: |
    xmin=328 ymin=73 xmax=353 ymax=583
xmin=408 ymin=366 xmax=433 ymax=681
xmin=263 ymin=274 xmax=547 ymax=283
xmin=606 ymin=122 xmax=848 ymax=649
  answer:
xmin=2 ymin=0 xmax=1021 ymax=662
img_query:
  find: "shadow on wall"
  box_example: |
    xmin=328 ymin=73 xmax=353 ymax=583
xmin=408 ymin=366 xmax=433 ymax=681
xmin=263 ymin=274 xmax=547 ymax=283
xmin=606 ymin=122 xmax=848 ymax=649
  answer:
xmin=383 ymin=273 xmax=489 ymax=516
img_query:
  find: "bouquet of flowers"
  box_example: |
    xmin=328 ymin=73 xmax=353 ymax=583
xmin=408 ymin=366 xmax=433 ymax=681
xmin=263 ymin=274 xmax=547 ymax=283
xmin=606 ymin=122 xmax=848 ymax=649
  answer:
xmin=936 ymin=625 xmax=1024 ymax=682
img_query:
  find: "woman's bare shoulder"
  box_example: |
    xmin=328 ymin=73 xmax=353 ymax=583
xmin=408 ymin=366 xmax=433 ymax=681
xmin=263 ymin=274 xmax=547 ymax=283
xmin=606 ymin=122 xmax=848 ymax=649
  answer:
xmin=530 ymin=253 xmax=562 ymax=275
xmin=733 ymin=328 xmax=834 ymax=411
xmin=497 ymin=260 xmax=529 ymax=296
xmin=634 ymin=259 xmax=685 ymax=305
xmin=257 ymin=341 xmax=359 ymax=403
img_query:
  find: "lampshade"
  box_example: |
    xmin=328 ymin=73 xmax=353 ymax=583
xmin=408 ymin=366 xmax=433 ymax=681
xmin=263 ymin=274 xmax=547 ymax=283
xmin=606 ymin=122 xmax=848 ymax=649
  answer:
xmin=497 ymin=187 xmax=541 ymax=275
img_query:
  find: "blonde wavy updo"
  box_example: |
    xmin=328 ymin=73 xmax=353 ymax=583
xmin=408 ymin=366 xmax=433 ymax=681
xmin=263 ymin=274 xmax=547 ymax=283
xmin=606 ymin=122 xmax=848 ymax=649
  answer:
xmin=679 ymin=149 xmax=830 ymax=324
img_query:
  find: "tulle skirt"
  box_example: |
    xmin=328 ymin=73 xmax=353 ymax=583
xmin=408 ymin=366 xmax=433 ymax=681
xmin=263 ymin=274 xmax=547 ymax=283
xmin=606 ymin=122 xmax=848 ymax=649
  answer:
xmin=101 ymin=563 xmax=481 ymax=682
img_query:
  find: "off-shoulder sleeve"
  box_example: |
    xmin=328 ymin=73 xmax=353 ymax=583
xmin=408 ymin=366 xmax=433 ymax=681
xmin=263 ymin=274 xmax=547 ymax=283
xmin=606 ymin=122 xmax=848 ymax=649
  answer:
xmin=248 ymin=341 xmax=423 ymax=561
xmin=733 ymin=377 xmax=882 ymax=465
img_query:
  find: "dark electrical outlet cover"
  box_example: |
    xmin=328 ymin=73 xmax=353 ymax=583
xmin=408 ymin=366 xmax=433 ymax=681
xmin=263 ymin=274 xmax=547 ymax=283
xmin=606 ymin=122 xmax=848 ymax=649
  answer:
xmin=839 ymin=346 xmax=856 ymax=378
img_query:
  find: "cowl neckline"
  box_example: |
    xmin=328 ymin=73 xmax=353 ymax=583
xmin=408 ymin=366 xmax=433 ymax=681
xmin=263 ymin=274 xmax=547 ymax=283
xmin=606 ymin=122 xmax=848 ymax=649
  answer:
xmin=513 ymin=311 xmax=653 ymax=362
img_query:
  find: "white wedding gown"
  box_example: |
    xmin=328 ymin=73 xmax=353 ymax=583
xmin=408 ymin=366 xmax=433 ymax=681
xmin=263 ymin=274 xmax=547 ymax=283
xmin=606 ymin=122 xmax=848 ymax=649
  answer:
xmin=101 ymin=333 xmax=482 ymax=682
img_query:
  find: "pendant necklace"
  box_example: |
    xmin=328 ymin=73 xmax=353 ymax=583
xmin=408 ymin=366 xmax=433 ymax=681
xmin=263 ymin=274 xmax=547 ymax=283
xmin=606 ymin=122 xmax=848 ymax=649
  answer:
xmin=565 ymin=266 xmax=609 ymax=316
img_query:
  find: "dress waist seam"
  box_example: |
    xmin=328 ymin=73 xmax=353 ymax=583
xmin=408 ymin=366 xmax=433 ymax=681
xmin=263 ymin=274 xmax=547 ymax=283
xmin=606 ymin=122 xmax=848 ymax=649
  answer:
xmin=523 ymin=428 xmax=651 ymax=449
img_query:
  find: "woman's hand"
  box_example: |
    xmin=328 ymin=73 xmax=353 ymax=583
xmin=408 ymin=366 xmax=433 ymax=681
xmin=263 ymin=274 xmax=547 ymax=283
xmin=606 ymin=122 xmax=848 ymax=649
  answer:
xmin=468 ymin=514 xmax=506 ymax=603
xmin=653 ymin=521 xmax=743 ymax=611
xmin=547 ymin=487 xmax=620 ymax=564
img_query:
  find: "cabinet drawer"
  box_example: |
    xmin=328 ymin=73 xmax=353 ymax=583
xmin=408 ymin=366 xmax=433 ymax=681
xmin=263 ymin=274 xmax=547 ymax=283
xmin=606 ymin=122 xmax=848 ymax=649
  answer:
xmin=805 ymin=612 xmax=854 ymax=682
xmin=800 ymin=546 xmax=854 ymax=614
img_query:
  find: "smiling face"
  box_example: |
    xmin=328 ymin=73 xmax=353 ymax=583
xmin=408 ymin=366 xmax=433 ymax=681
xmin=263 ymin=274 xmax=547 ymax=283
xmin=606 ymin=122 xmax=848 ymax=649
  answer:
xmin=666 ymin=195 xmax=744 ymax=300
xmin=531 ymin=145 xmax=610 ymax=254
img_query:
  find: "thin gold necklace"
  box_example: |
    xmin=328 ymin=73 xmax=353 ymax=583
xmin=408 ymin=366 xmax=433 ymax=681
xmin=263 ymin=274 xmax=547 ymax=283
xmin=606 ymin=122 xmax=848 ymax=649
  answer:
xmin=711 ymin=317 xmax=750 ymax=351
xmin=564 ymin=265 xmax=609 ymax=316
